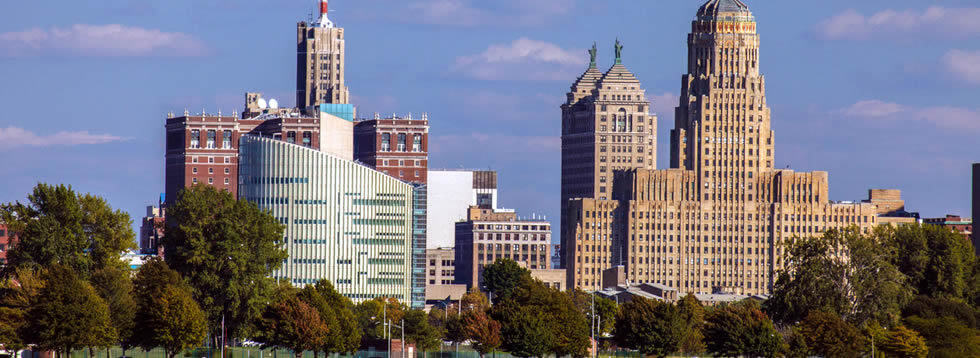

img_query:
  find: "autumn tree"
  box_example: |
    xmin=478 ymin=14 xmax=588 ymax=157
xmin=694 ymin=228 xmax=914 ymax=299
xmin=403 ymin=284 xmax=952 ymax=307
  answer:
xmin=797 ymin=310 xmax=865 ymax=357
xmin=0 ymin=183 xmax=136 ymax=277
xmin=704 ymin=302 xmax=782 ymax=358
xmin=462 ymin=309 xmax=502 ymax=358
xmin=676 ymin=294 xmax=706 ymax=354
xmin=163 ymin=185 xmax=288 ymax=341
xmin=904 ymin=316 xmax=980 ymax=358
xmin=0 ymin=267 xmax=44 ymax=356
xmin=613 ymin=297 xmax=685 ymax=358
xmin=257 ymin=295 xmax=329 ymax=358
xmin=24 ymin=264 xmax=116 ymax=358
xmin=879 ymin=326 xmax=928 ymax=358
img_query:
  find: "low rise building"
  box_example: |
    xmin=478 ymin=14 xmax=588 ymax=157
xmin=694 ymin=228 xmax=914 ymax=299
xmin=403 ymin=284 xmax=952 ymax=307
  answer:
xmin=139 ymin=203 xmax=165 ymax=255
xmin=426 ymin=248 xmax=456 ymax=285
xmin=923 ymin=215 xmax=973 ymax=239
xmin=0 ymin=225 xmax=14 ymax=265
xmin=354 ymin=113 xmax=429 ymax=184
xmin=455 ymin=206 xmax=552 ymax=289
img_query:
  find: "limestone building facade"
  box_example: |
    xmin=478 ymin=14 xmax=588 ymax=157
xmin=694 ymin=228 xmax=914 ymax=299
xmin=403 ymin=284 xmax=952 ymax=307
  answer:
xmin=561 ymin=0 xmax=878 ymax=295
xmin=297 ymin=0 xmax=350 ymax=108
xmin=455 ymin=206 xmax=553 ymax=289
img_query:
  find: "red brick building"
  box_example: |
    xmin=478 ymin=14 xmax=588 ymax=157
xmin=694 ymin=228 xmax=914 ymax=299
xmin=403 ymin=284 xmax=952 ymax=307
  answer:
xmin=164 ymin=104 xmax=322 ymax=206
xmin=923 ymin=214 xmax=973 ymax=240
xmin=0 ymin=225 xmax=15 ymax=265
xmin=353 ymin=113 xmax=429 ymax=184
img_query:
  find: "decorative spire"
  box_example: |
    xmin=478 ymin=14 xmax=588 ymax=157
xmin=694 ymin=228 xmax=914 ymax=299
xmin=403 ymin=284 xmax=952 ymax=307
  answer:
xmin=588 ymin=42 xmax=598 ymax=69
xmin=314 ymin=0 xmax=334 ymax=28
xmin=614 ymin=38 xmax=623 ymax=65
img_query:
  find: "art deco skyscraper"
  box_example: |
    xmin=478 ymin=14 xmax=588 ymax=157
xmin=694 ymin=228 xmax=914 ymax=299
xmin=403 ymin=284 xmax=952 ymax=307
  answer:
xmin=297 ymin=0 xmax=350 ymax=108
xmin=561 ymin=0 xmax=880 ymax=294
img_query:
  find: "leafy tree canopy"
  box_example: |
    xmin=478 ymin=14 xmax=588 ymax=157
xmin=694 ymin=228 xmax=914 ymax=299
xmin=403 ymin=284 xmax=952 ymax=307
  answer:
xmin=613 ymin=297 xmax=685 ymax=358
xmin=797 ymin=310 xmax=865 ymax=358
xmin=704 ymin=302 xmax=782 ymax=358
xmin=256 ymin=295 xmax=328 ymax=358
xmin=91 ymin=266 xmax=137 ymax=349
xmin=481 ymin=259 xmax=530 ymax=303
xmin=24 ymin=264 xmax=116 ymax=355
xmin=879 ymin=326 xmax=929 ymax=358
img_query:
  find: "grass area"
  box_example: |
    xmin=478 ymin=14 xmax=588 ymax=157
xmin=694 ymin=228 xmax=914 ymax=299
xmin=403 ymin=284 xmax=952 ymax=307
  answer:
xmin=45 ymin=347 xmax=704 ymax=358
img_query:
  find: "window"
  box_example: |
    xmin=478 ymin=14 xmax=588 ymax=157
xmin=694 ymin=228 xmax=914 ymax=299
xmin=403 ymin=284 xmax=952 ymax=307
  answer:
xmin=190 ymin=130 xmax=200 ymax=148
xmin=414 ymin=171 xmax=420 ymax=177
xmin=302 ymin=132 xmax=312 ymax=147
xmin=224 ymin=168 xmax=230 ymax=174
xmin=287 ymin=132 xmax=296 ymax=144
xmin=206 ymin=130 xmax=216 ymax=149
xmin=192 ymin=178 xmax=198 ymax=184
xmin=381 ymin=134 xmax=391 ymax=151
xmin=208 ymin=168 xmax=214 ymax=174
xmin=192 ymin=168 xmax=198 ymax=174
xmin=224 ymin=178 xmax=230 ymax=185
xmin=222 ymin=130 xmax=232 ymax=149
xmin=397 ymin=134 xmax=407 ymax=151
xmin=413 ymin=134 xmax=422 ymax=152
xmin=224 ymin=157 xmax=230 ymax=163
xmin=208 ymin=157 xmax=214 ymax=163
xmin=208 ymin=178 xmax=213 ymax=184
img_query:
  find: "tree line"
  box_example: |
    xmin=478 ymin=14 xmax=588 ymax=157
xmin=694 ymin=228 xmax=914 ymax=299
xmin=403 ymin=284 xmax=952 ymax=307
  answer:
xmin=0 ymin=183 xmax=977 ymax=358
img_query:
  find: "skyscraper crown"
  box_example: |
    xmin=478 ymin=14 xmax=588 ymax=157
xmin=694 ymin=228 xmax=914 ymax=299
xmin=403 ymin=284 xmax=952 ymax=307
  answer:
xmin=697 ymin=0 xmax=751 ymax=19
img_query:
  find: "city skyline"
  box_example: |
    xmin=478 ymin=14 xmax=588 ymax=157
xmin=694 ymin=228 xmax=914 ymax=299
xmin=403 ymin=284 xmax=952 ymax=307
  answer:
xmin=2 ymin=0 xmax=980 ymax=238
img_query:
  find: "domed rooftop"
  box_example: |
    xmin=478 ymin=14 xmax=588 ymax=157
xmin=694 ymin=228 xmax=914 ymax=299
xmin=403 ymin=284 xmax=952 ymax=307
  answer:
xmin=697 ymin=0 xmax=751 ymax=19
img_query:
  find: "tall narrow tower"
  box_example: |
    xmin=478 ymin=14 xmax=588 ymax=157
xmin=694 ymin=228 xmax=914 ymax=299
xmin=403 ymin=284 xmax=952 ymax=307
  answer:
xmin=297 ymin=0 xmax=350 ymax=108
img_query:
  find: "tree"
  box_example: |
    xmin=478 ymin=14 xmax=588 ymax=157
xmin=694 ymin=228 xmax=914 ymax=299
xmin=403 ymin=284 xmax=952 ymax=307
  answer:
xmin=0 ymin=183 xmax=135 ymax=277
xmin=481 ymin=258 xmax=531 ymax=303
xmin=902 ymin=295 xmax=976 ymax=328
xmin=494 ymin=277 xmax=589 ymax=358
xmin=257 ymin=295 xmax=328 ymax=358
xmin=676 ymin=294 xmax=706 ymax=354
xmin=24 ymin=264 xmax=116 ymax=358
xmin=355 ymin=297 xmax=406 ymax=345
xmin=889 ymin=224 xmax=976 ymax=300
xmin=569 ymin=289 xmax=618 ymax=337
xmin=163 ymin=185 xmax=288 ymax=341
xmin=613 ymin=297 xmax=685 ymax=358
xmin=404 ymin=309 xmax=442 ymax=355
xmin=879 ymin=326 xmax=928 ymax=358
xmin=0 ymin=267 xmax=44 ymax=356
xmin=462 ymin=309 xmax=502 ymax=358
xmin=704 ymin=302 xmax=782 ymax=358
xmin=314 ymin=280 xmax=360 ymax=354
xmin=149 ymin=286 xmax=208 ymax=358
xmin=797 ymin=310 xmax=865 ymax=358
xmin=501 ymin=305 xmax=552 ymax=358
xmin=904 ymin=316 xmax=980 ymax=358
xmin=767 ymin=227 xmax=910 ymax=327
xmin=91 ymin=266 xmax=137 ymax=352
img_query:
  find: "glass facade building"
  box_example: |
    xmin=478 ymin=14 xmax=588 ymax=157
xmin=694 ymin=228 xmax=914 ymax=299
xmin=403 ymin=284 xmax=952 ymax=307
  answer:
xmin=239 ymin=135 xmax=416 ymax=304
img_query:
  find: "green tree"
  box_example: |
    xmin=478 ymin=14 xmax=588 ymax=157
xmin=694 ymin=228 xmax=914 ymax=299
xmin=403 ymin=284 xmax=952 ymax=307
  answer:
xmin=355 ymin=297 xmax=406 ymax=343
xmin=904 ymin=316 xmax=980 ymax=358
xmin=494 ymin=277 xmax=589 ymax=358
xmin=314 ymin=280 xmax=361 ymax=354
xmin=404 ymin=309 xmax=442 ymax=355
xmin=879 ymin=326 xmax=928 ymax=358
xmin=501 ymin=305 xmax=552 ymax=358
xmin=569 ymin=289 xmax=618 ymax=336
xmin=613 ymin=297 xmax=685 ymax=358
xmin=257 ymin=295 xmax=329 ymax=358
xmin=797 ymin=310 xmax=865 ymax=358
xmin=91 ymin=266 xmax=137 ymax=352
xmin=902 ymin=295 xmax=976 ymax=328
xmin=704 ymin=302 xmax=782 ymax=358
xmin=0 ymin=183 xmax=135 ymax=277
xmin=676 ymin=294 xmax=706 ymax=354
xmin=481 ymin=258 xmax=531 ymax=303
xmin=149 ymin=286 xmax=208 ymax=358
xmin=767 ymin=227 xmax=910 ymax=327
xmin=888 ymin=224 xmax=976 ymax=300
xmin=163 ymin=185 xmax=288 ymax=341
xmin=24 ymin=264 xmax=116 ymax=358
xmin=0 ymin=267 xmax=45 ymax=356
xmin=462 ymin=309 xmax=502 ymax=358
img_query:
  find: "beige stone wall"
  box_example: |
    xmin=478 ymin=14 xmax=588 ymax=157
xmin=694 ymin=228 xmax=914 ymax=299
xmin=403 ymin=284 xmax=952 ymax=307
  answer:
xmin=319 ymin=111 xmax=353 ymax=160
xmin=297 ymin=23 xmax=349 ymax=108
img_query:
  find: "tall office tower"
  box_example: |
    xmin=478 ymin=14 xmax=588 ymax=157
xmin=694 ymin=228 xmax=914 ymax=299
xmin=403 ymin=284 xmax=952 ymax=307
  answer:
xmin=297 ymin=0 xmax=350 ymax=108
xmin=562 ymin=0 xmax=880 ymax=294
xmin=353 ymin=113 xmax=430 ymax=184
xmin=559 ymin=41 xmax=657 ymax=269
xmin=973 ymin=163 xmax=979 ymax=255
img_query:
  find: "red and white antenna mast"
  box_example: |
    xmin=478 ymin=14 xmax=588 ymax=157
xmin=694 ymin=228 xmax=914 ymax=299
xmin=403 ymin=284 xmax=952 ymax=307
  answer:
xmin=314 ymin=0 xmax=334 ymax=28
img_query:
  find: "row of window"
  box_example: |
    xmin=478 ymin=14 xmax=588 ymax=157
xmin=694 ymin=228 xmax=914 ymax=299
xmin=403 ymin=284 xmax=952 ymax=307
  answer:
xmin=190 ymin=177 xmax=230 ymax=185
xmin=380 ymin=133 xmax=424 ymax=152
xmin=191 ymin=167 xmax=230 ymax=175
xmin=189 ymin=130 xmax=233 ymax=149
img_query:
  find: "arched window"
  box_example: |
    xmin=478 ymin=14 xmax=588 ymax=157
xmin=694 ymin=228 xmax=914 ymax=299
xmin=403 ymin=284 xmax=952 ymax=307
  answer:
xmin=381 ymin=133 xmax=391 ymax=151
xmin=397 ymin=134 xmax=407 ymax=151
xmin=617 ymin=109 xmax=628 ymax=133
xmin=413 ymin=134 xmax=422 ymax=152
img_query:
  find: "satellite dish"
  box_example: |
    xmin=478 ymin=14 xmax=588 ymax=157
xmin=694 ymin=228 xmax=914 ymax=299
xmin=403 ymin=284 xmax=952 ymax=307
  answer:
xmin=257 ymin=98 xmax=268 ymax=109
xmin=269 ymin=99 xmax=279 ymax=109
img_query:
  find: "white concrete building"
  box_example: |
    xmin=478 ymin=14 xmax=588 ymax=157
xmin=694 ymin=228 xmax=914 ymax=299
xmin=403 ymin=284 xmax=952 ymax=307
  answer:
xmin=426 ymin=170 xmax=499 ymax=249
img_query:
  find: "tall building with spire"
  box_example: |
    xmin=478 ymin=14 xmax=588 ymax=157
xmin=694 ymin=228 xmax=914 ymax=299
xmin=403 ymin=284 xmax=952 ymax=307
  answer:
xmin=297 ymin=0 xmax=350 ymax=108
xmin=561 ymin=0 xmax=879 ymax=295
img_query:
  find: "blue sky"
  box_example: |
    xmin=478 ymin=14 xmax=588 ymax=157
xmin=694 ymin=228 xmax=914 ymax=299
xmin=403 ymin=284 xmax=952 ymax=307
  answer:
xmin=2 ymin=0 xmax=980 ymax=238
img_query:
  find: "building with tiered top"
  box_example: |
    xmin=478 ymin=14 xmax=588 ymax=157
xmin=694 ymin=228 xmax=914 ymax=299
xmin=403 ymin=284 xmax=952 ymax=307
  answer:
xmin=561 ymin=0 xmax=880 ymax=295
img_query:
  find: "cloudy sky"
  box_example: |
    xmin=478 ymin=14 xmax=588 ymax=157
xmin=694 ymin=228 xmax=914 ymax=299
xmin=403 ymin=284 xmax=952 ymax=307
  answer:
xmin=1 ymin=0 xmax=979 ymax=237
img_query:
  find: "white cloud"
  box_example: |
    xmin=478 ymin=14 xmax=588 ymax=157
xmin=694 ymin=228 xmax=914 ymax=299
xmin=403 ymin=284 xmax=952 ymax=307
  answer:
xmin=451 ymin=38 xmax=586 ymax=81
xmin=815 ymin=7 xmax=980 ymax=40
xmin=838 ymin=100 xmax=980 ymax=131
xmin=0 ymin=127 xmax=127 ymax=149
xmin=0 ymin=24 xmax=209 ymax=57
xmin=649 ymin=92 xmax=679 ymax=118
xmin=943 ymin=49 xmax=980 ymax=85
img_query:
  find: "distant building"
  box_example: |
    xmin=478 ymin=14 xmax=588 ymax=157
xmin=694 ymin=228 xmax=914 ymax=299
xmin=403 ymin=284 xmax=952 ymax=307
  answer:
xmin=426 ymin=170 xmax=499 ymax=249
xmin=455 ymin=206 xmax=552 ymax=289
xmin=139 ymin=202 xmax=166 ymax=255
xmin=866 ymin=189 xmax=920 ymax=226
xmin=0 ymin=225 xmax=15 ymax=265
xmin=296 ymin=0 xmax=350 ymax=108
xmin=923 ymin=215 xmax=973 ymax=239
xmin=426 ymin=248 xmax=456 ymax=285
xmin=238 ymin=135 xmax=421 ymax=306
xmin=354 ymin=113 xmax=429 ymax=183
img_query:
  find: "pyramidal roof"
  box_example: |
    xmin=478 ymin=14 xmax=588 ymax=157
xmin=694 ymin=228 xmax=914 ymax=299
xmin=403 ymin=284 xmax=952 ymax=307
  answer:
xmin=599 ymin=63 xmax=640 ymax=85
xmin=572 ymin=67 xmax=603 ymax=88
